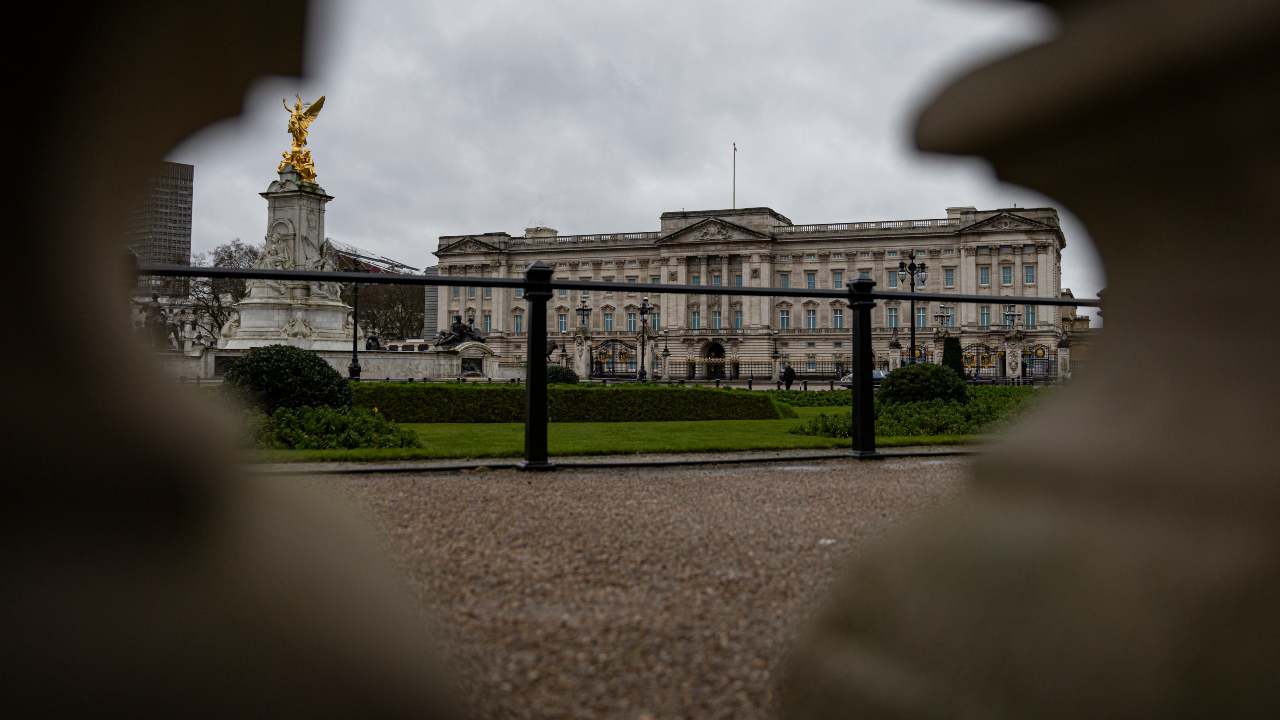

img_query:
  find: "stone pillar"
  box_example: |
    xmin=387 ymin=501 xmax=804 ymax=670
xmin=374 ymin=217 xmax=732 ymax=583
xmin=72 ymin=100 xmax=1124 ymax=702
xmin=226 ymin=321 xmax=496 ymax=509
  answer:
xmin=699 ymin=254 xmax=709 ymax=331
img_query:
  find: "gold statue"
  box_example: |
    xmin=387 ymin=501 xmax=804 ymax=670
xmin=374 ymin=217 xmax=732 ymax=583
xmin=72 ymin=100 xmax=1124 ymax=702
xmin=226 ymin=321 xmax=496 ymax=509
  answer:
xmin=277 ymin=94 xmax=325 ymax=181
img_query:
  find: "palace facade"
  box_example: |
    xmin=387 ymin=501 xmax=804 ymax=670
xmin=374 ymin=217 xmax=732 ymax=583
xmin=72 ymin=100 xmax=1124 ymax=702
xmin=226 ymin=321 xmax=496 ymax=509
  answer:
xmin=433 ymin=206 xmax=1086 ymax=380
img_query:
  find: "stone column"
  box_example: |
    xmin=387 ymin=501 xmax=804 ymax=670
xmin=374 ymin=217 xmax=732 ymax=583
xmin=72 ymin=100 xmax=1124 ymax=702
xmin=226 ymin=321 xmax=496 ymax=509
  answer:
xmin=699 ymin=254 xmax=709 ymax=331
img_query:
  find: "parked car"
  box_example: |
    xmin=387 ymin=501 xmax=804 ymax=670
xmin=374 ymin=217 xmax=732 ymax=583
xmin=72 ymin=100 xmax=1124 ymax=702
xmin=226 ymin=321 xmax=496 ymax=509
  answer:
xmin=838 ymin=370 xmax=887 ymax=388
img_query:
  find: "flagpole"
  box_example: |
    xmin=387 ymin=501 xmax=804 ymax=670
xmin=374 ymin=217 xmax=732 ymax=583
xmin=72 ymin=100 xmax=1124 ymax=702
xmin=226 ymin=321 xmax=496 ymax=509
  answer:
xmin=732 ymin=142 xmax=737 ymax=209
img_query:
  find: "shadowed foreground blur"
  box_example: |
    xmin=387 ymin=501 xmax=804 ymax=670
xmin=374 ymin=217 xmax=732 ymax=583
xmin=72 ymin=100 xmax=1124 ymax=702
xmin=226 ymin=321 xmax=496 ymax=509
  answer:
xmin=4 ymin=4 xmax=457 ymax=717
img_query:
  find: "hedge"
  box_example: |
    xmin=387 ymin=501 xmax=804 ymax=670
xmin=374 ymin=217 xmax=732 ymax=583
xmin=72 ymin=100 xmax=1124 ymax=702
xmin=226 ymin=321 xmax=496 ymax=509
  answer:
xmin=791 ymin=386 xmax=1043 ymax=438
xmin=766 ymin=389 xmax=853 ymax=407
xmin=351 ymin=383 xmax=794 ymax=423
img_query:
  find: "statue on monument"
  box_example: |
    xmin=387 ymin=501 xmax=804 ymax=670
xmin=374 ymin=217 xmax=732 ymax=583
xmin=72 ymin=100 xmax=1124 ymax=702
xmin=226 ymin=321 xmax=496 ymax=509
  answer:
xmin=277 ymin=94 xmax=325 ymax=181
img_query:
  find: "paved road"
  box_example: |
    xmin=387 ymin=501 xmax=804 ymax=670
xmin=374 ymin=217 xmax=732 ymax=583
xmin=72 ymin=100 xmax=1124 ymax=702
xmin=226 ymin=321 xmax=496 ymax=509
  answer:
xmin=322 ymin=456 xmax=970 ymax=719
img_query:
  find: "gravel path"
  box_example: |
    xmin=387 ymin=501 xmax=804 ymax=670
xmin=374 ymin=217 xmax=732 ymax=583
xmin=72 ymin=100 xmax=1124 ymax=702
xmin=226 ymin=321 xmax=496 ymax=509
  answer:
xmin=323 ymin=457 xmax=969 ymax=719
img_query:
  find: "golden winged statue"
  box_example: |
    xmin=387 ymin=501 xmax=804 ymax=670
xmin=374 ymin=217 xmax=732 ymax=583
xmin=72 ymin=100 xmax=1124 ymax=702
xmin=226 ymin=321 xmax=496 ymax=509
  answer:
xmin=277 ymin=94 xmax=325 ymax=181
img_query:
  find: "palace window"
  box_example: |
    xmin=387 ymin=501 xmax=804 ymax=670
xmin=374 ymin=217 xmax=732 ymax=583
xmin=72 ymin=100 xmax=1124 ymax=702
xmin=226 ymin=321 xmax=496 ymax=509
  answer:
xmin=733 ymin=309 xmax=743 ymax=329
xmin=980 ymin=305 xmax=991 ymax=327
xmin=916 ymin=305 xmax=928 ymax=328
xmin=557 ymin=314 xmax=567 ymax=333
xmin=832 ymin=270 xmax=843 ymax=288
xmin=711 ymin=273 xmax=722 ymax=287
xmin=515 ymin=287 xmax=524 ymax=298
xmin=558 ymin=286 xmax=568 ymax=298
xmin=805 ymin=308 xmax=817 ymax=330
xmin=887 ymin=271 xmax=898 ymax=289
xmin=483 ymin=286 xmax=492 ymax=298
xmin=833 ymin=309 xmax=844 ymax=329
xmin=483 ymin=313 xmax=491 ymax=332
xmin=779 ymin=272 xmax=790 ymax=288
xmin=650 ymin=274 xmax=661 ymax=285
xmin=690 ymin=310 xmax=701 ymax=329
xmin=944 ymin=268 xmax=955 ymax=288
xmin=452 ymin=286 xmax=460 ymax=298
xmin=604 ymin=312 xmax=614 ymax=332
xmin=627 ymin=275 xmax=638 ymax=284
xmin=1024 ymin=265 xmax=1036 ymax=284
xmin=733 ymin=273 xmax=743 ymax=287
xmin=627 ymin=312 xmax=637 ymax=332
xmin=887 ymin=250 xmax=898 ymax=257
xmin=806 ymin=356 xmax=817 ymax=371
xmin=887 ymin=307 xmax=898 ymax=328
xmin=779 ymin=309 xmax=790 ymax=330
xmin=691 ymin=274 xmax=701 ymax=286
xmin=804 ymin=253 xmax=817 ymax=262
xmin=467 ymin=286 xmax=475 ymax=298
xmin=652 ymin=311 xmax=661 ymax=328
xmin=1001 ymin=265 xmax=1013 ymax=285
xmin=1024 ymin=304 xmax=1037 ymax=328
xmin=858 ymin=269 xmax=871 ymax=280
xmin=805 ymin=271 xmax=816 ymax=289
xmin=712 ymin=310 xmax=722 ymax=330
xmin=514 ymin=313 xmax=524 ymax=335
xmin=581 ymin=277 xmax=592 ymax=299
xmin=979 ymin=266 xmax=991 ymax=286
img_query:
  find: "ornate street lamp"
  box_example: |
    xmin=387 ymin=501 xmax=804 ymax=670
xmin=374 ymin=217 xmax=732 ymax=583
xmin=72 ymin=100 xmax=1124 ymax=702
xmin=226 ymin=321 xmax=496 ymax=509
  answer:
xmin=933 ymin=305 xmax=954 ymax=337
xmin=897 ymin=251 xmax=928 ymax=364
xmin=576 ymin=299 xmax=591 ymax=330
xmin=637 ymin=296 xmax=653 ymax=381
xmin=660 ymin=330 xmax=670 ymax=378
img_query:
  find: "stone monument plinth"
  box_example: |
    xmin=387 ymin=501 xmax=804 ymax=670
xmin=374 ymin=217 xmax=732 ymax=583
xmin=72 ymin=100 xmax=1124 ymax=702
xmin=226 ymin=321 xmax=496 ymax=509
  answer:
xmin=220 ymin=166 xmax=355 ymax=351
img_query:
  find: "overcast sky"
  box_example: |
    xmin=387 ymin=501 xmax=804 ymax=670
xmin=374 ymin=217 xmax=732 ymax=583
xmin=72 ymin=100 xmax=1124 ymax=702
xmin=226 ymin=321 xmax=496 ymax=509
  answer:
xmin=170 ymin=0 xmax=1104 ymax=306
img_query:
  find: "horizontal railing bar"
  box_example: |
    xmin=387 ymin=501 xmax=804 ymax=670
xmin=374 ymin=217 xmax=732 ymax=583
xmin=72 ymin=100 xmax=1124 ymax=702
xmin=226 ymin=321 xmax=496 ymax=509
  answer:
xmin=137 ymin=264 xmax=1099 ymax=307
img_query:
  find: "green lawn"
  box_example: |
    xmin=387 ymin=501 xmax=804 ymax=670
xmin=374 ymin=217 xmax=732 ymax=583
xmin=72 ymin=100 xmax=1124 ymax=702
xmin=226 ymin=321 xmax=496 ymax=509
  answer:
xmin=256 ymin=407 xmax=982 ymax=463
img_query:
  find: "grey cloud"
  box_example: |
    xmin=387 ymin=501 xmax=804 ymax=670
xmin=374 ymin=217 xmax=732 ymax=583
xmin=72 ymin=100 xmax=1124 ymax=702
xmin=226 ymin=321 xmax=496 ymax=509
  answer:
xmin=170 ymin=0 xmax=1104 ymax=310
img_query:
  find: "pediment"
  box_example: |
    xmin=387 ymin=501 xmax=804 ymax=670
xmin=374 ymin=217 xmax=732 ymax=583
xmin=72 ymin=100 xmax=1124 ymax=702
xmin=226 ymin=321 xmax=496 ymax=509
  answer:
xmin=657 ymin=217 xmax=772 ymax=244
xmin=436 ymin=236 xmax=503 ymax=255
xmin=962 ymin=212 xmax=1055 ymax=234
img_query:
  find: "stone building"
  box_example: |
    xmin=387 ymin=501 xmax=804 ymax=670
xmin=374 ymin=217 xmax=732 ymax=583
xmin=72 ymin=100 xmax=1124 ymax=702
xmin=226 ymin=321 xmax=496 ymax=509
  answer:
xmin=433 ymin=206 xmax=1086 ymax=380
xmin=128 ymin=161 xmax=193 ymax=296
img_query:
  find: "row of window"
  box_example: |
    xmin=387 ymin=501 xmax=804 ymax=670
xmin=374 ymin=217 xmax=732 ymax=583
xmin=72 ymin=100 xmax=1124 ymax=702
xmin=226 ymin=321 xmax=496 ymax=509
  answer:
xmin=450 ymin=264 xmax=1038 ymax=298
xmin=466 ymin=304 xmax=1040 ymax=334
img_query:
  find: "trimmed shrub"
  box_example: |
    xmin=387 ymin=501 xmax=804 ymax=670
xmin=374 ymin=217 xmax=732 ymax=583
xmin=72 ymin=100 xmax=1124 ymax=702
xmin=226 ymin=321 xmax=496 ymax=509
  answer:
xmin=351 ymin=383 xmax=790 ymax=423
xmin=767 ymin=389 xmax=853 ymax=407
xmin=878 ymin=363 xmax=968 ymax=405
xmin=546 ymin=365 xmax=580 ymax=384
xmin=942 ymin=337 xmax=964 ymax=379
xmin=224 ymin=344 xmax=351 ymax=413
xmin=253 ymin=406 xmax=420 ymax=449
xmin=791 ymin=386 xmax=1043 ymax=438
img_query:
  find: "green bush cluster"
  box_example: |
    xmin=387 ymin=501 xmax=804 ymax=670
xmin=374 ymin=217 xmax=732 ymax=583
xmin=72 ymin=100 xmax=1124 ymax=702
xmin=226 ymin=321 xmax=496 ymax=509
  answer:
xmin=942 ymin=337 xmax=964 ymax=378
xmin=546 ymin=365 xmax=579 ymax=384
xmin=252 ymin=406 xmax=420 ymax=450
xmin=224 ymin=344 xmax=351 ymax=412
xmin=791 ymin=386 xmax=1043 ymax=438
xmin=878 ymin=363 xmax=968 ymax=405
xmin=351 ymin=383 xmax=791 ymax=423
xmin=766 ymin=389 xmax=853 ymax=407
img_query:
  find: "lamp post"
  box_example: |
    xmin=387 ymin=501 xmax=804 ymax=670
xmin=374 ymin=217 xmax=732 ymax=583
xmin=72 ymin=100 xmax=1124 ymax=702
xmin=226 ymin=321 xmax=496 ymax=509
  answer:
xmin=637 ymin=296 xmax=653 ymax=381
xmin=576 ymin=299 xmax=591 ymax=330
xmin=348 ymin=283 xmax=361 ymax=380
xmin=933 ymin=305 xmax=953 ymax=336
xmin=660 ymin=330 xmax=670 ymax=378
xmin=897 ymin=251 xmax=928 ymax=364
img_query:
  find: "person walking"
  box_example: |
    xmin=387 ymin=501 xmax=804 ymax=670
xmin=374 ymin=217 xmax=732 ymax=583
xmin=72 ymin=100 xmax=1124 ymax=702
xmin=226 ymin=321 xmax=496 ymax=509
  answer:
xmin=782 ymin=363 xmax=796 ymax=391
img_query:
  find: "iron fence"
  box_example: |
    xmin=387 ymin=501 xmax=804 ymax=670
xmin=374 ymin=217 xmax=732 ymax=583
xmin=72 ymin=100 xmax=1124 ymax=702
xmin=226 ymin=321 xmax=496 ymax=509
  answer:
xmin=139 ymin=262 xmax=1099 ymax=467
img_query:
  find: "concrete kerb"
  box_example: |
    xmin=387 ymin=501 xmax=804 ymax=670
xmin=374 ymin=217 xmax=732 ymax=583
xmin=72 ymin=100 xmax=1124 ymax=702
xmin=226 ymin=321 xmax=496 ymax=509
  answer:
xmin=249 ymin=446 xmax=979 ymax=476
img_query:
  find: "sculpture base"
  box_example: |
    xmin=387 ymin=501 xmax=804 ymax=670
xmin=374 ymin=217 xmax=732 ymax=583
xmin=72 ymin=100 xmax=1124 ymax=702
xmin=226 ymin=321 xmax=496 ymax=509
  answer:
xmin=220 ymin=298 xmax=355 ymax=352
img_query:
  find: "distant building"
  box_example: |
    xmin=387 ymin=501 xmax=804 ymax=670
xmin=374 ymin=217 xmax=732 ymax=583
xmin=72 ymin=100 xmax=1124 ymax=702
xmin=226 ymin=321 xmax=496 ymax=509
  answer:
xmin=128 ymin=161 xmax=193 ymax=296
xmin=435 ymin=205 xmax=1088 ymax=380
xmin=422 ymin=265 xmax=440 ymax=339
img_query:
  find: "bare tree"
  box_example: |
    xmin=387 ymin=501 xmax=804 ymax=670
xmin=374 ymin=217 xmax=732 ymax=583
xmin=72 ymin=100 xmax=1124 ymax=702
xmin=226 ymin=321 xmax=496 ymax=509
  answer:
xmin=190 ymin=239 xmax=261 ymax=339
xmin=332 ymin=254 xmax=425 ymax=341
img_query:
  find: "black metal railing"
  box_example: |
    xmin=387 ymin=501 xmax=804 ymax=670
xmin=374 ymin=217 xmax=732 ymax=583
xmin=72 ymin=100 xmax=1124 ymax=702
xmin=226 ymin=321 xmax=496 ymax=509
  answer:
xmin=139 ymin=262 xmax=1099 ymax=466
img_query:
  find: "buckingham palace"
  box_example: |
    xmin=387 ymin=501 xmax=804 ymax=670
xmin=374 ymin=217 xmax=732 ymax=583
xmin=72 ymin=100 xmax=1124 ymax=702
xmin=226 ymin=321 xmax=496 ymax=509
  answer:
xmin=433 ymin=205 xmax=1088 ymax=381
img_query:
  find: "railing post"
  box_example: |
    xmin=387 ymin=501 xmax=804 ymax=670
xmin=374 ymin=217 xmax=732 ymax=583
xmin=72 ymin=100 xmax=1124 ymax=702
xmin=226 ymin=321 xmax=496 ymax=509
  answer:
xmin=520 ymin=262 xmax=555 ymax=471
xmin=849 ymin=278 xmax=879 ymax=457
